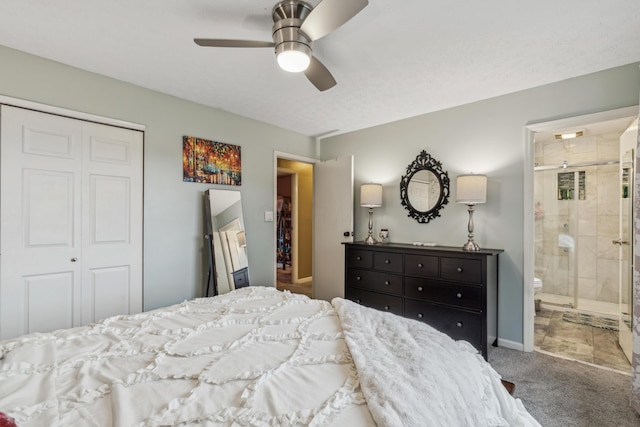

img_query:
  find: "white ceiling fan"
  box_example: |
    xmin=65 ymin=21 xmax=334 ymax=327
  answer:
xmin=194 ymin=0 xmax=368 ymax=91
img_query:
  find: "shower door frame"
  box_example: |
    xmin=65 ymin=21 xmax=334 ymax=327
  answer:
xmin=523 ymin=106 xmax=639 ymax=352
xmin=618 ymin=125 xmax=637 ymax=362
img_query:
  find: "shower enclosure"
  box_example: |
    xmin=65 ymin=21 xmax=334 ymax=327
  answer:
xmin=534 ymin=162 xmax=620 ymax=315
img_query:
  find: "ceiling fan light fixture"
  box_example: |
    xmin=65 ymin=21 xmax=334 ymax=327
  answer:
xmin=276 ymin=42 xmax=311 ymax=72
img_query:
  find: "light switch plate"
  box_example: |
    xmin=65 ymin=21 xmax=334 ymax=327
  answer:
xmin=264 ymin=211 xmax=274 ymax=222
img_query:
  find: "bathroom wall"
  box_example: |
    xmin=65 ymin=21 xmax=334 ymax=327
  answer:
xmin=534 ymin=133 xmax=621 ymax=304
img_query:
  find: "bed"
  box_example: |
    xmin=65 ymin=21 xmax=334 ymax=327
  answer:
xmin=0 ymin=286 xmax=540 ymax=426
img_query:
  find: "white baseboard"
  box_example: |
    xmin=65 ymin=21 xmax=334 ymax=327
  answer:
xmin=497 ymin=338 xmax=525 ymax=352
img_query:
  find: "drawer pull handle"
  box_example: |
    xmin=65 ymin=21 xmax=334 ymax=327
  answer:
xmin=356 ymin=256 xmax=362 ymax=261
xmin=356 ymin=299 xmax=361 ymax=303
xmin=456 ymin=293 xmax=462 ymax=298
xmin=417 ymin=313 xmax=423 ymax=319
xmin=384 ymin=305 xmax=390 ymax=310
xmin=356 ymin=276 xmax=362 ymax=281
xmin=385 ymin=259 xmax=391 ymax=264
xmin=384 ymin=280 xmax=390 ymax=285
xmin=417 ymin=286 xmax=423 ymax=292
xmin=417 ymin=263 xmax=423 ymax=268
xmin=456 ymin=322 xmax=463 ymax=328
xmin=457 ymin=267 xmax=463 ymax=273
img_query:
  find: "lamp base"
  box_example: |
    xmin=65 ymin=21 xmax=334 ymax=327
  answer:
xmin=364 ymin=207 xmax=377 ymax=244
xmin=462 ymin=240 xmax=480 ymax=251
xmin=462 ymin=204 xmax=480 ymax=251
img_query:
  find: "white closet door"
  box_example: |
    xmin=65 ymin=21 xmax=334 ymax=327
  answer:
xmin=81 ymin=122 xmax=143 ymax=324
xmin=0 ymin=106 xmax=143 ymax=340
xmin=313 ymin=155 xmax=354 ymax=302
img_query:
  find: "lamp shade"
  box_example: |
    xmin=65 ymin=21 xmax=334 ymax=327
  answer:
xmin=456 ymin=174 xmax=487 ymax=204
xmin=360 ymin=183 xmax=383 ymax=207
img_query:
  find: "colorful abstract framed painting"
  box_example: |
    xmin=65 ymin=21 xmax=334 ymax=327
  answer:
xmin=183 ymin=136 xmax=241 ymax=185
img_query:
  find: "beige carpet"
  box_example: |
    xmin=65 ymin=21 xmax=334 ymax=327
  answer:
xmin=489 ymin=346 xmax=640 ymax=426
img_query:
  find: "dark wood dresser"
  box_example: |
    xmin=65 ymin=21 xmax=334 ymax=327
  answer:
xmin=232 ymin=267 xmax=249 ymax=289
xmin=344 ymin=242 xmax=502 ymax=359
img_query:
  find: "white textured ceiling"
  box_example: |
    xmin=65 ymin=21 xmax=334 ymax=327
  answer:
xmin=0 ymin=0 xmax=639 ymax=138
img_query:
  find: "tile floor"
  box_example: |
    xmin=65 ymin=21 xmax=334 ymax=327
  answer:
xmin=534 ymin=307 xmax=631 ymax=373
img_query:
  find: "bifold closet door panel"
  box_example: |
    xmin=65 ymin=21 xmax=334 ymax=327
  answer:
xmin=81 ymin=121 xmax=143 ymax=323
xmin=0 ymin=106 xmax=83 ymax=339
xmin=0 ymin=105 xmax=143 ymax=340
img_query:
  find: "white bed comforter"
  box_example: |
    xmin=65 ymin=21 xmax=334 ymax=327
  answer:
xmin=0 ymin=287 xmax=540 ymax=426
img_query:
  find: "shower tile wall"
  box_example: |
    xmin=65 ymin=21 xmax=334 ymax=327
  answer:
xmin=534 ymin=134 xmax=620 ymax=304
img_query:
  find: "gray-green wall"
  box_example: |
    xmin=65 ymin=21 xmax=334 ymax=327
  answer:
xmin=1 ymin=43 xmax=638 ymax=346
xmin=320 ymin=62 xmax=640 ymax=345
xmin=0 ymin=45 xmax=317 ymax=311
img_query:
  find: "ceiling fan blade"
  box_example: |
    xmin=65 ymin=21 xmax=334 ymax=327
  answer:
xmin=194 ymin=38 xmax=275 ymax=48
xmin=299 ymin=0 xmax=368 ymax=41
xmin=304 ymin=56 xmax=337 ymax=91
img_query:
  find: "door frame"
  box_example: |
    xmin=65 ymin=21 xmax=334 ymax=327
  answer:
xmin=0 ymin=96 xmax=145 ymax=131
xmin=523 ymin=105 xmax=639 ymax=352
xmin=273 ymin=151 xmax=317 ymax=289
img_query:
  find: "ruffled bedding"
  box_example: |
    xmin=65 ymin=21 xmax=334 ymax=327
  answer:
xmin=0 ymin=287 xmax=539 ymax=426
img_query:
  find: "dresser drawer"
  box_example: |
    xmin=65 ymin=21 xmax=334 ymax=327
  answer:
xmin=347 ymin=269 xmax=403 ymax=296
xmin=373 ymin=251 xmax=403 ymax=273
xmin=440 ymin=257 xmax=482 ymax=284
xmin=232 ymin=267 xmax=249 ymax=288
xmin=404 ymin=277 xmax=482 ymax=311
xmin=346 ymin=288 xmax=403 ymax=316
xmin=404 ymin=299 xmax=483 ymax=350
xmin=404 ymin=254 xmax=439 ymax=278
xmin=347 ymin=249 xmax=373 ymax=269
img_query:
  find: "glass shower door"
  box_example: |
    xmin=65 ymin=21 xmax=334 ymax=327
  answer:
xmin=556 ymin=169 xmax=580 ymax=309
xmin=534 ymin=167 xmax=579 ymax=308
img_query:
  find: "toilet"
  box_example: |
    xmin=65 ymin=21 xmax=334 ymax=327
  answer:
xmin=533 ymin=277 xmax=543 ymax=312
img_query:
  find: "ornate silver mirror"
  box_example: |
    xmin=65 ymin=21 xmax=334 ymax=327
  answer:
xmin=204 ymin=189 xmax=249 ymax=296
xmin=399 ymin=150 xmax=450 ymax=223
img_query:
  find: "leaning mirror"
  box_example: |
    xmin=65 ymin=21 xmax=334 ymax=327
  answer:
xmin=204 ymin=189 xmax=249 ymax=296
xmin=399 ymin=150 xmax=450 ymax=223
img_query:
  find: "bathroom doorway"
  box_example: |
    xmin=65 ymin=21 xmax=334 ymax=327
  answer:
xmin=530 ymin=111 xmax=638 ymax=372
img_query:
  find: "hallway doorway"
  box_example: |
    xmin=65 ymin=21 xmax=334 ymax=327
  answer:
xmin=276 ymin=158 xmax=313 ymax=297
